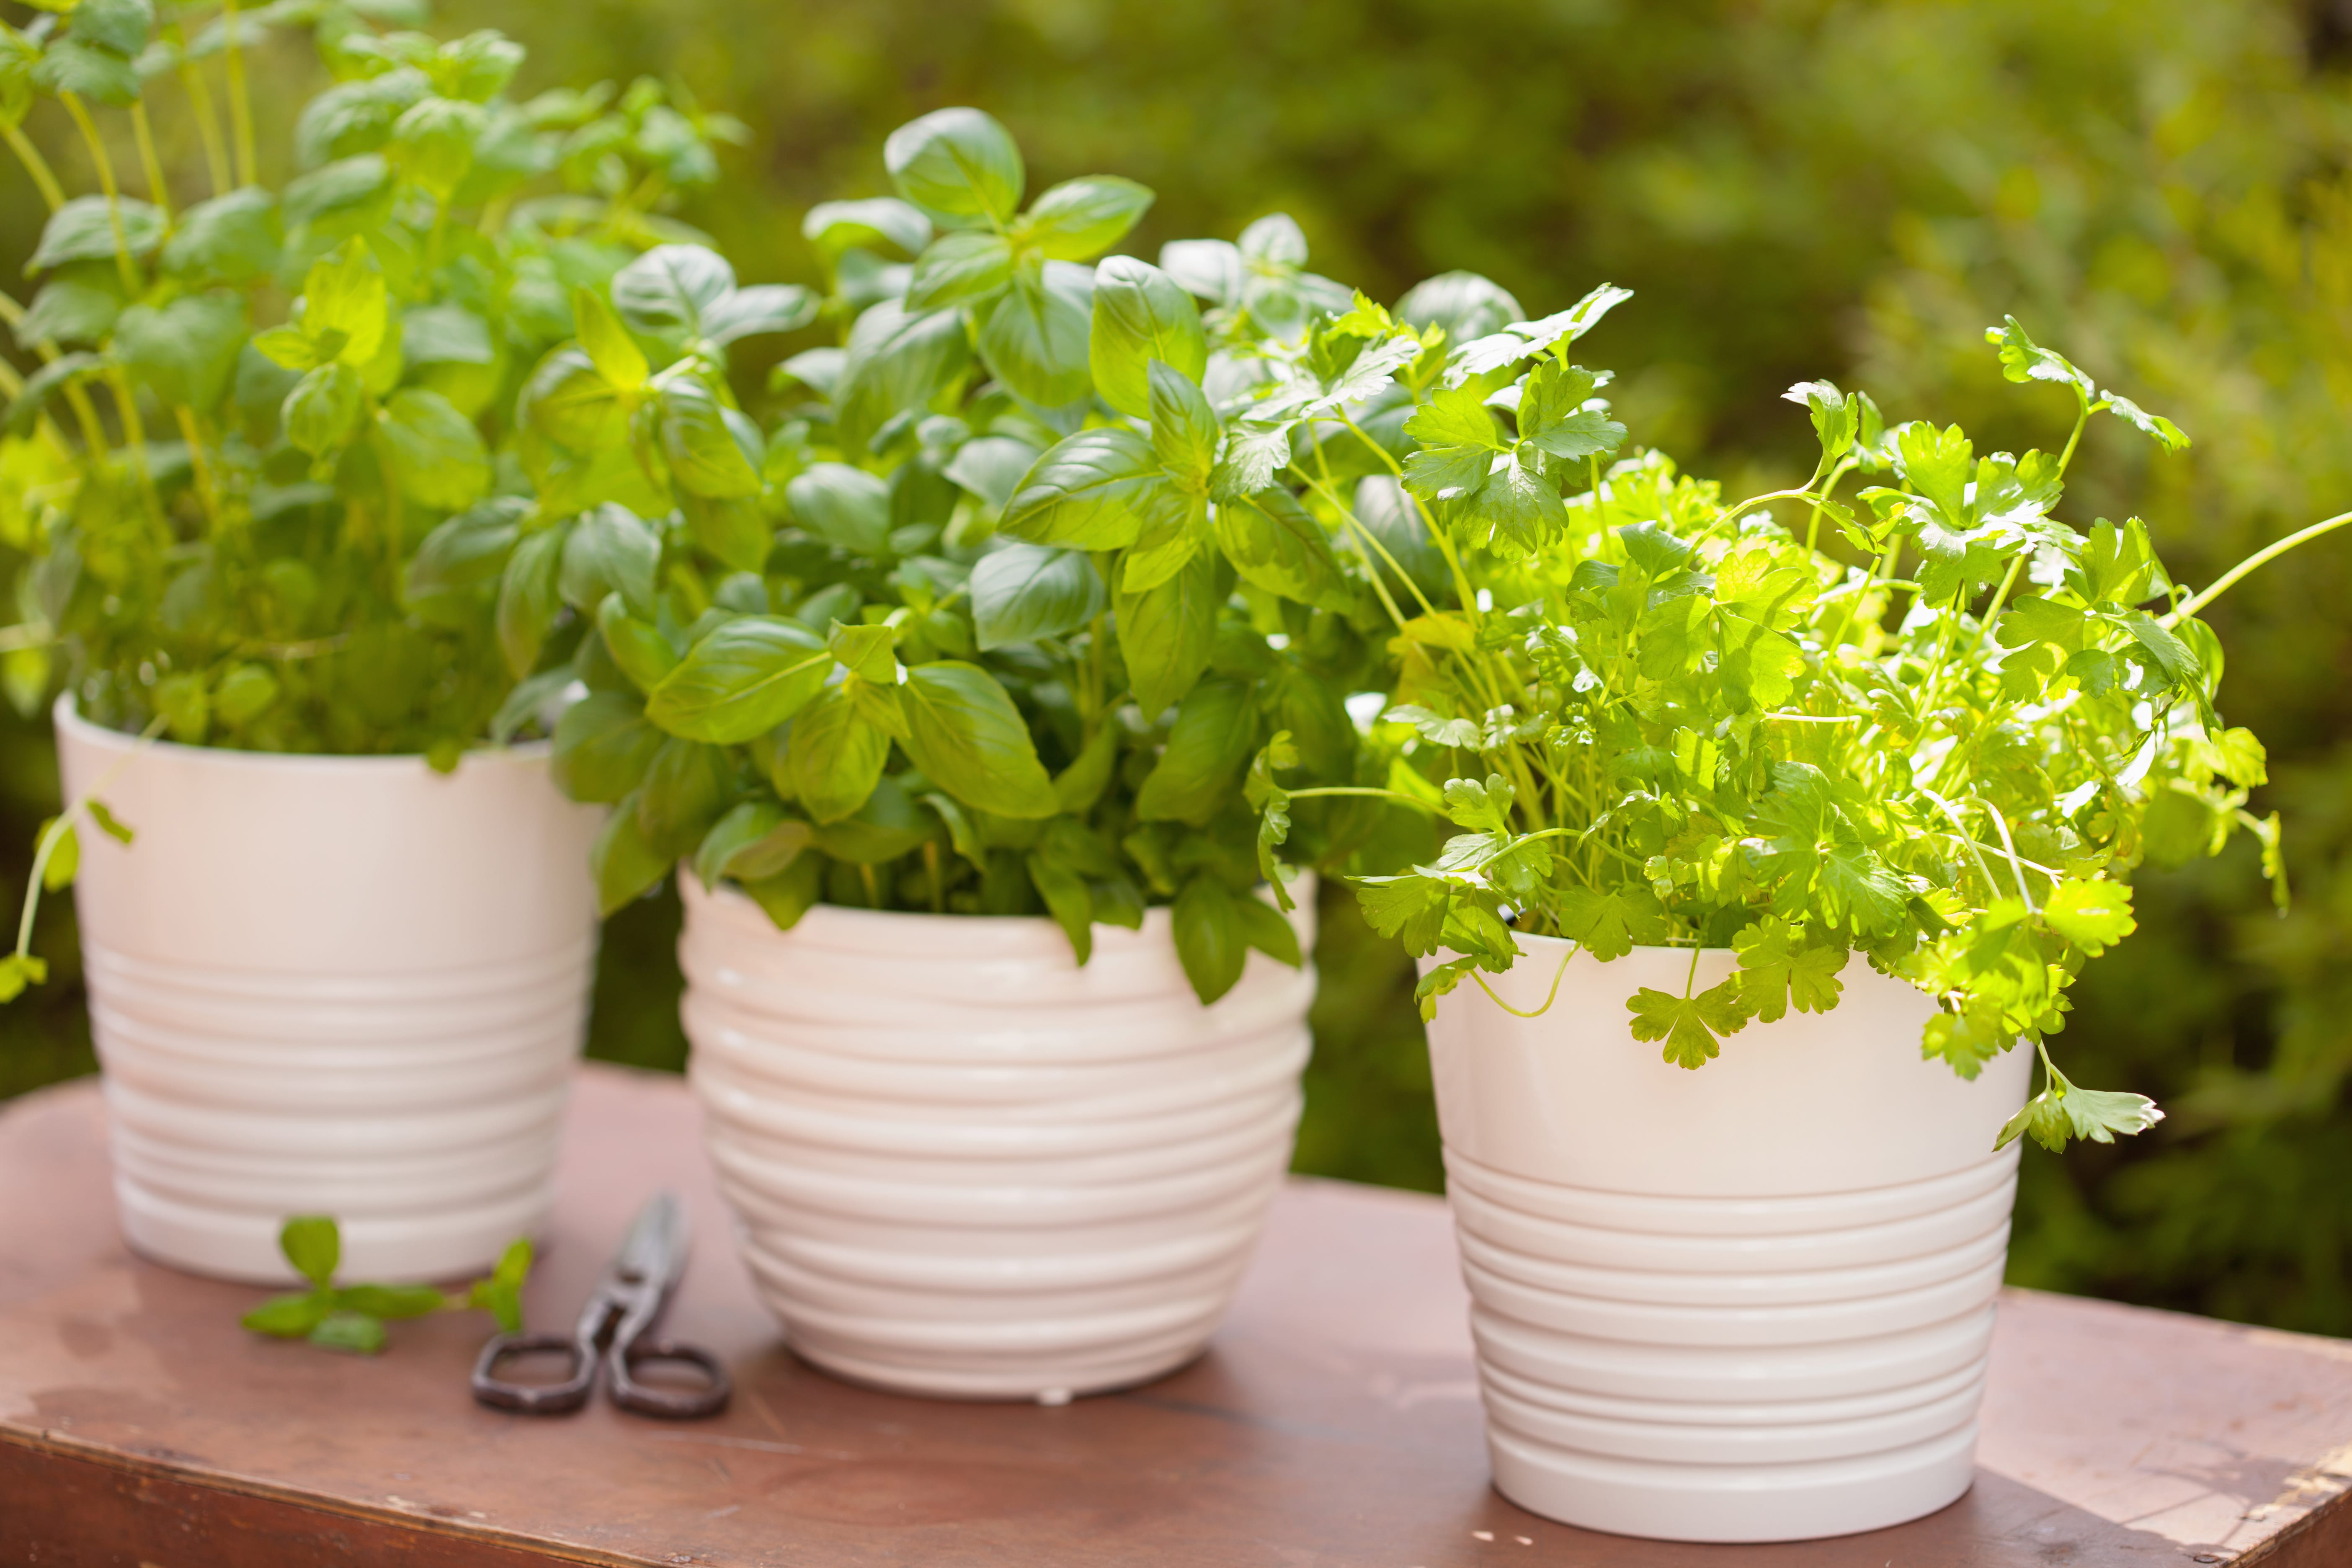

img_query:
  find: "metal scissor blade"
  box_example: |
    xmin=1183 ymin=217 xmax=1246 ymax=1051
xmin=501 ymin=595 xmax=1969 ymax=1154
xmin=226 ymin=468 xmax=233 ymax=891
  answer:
xmin=609 ymin=1190 xmax=690 ymax=1294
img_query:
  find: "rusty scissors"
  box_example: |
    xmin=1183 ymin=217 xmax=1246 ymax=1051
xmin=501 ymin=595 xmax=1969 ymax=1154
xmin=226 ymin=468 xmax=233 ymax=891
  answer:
xmin=471 ymin=1191 xmax=730 ymax=1419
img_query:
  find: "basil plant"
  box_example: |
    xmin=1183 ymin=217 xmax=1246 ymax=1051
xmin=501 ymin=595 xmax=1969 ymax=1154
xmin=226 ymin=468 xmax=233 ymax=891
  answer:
xmin=539 ymin=108 xmax=1380 ymax=1003
xmin=0 ymin=1 xmax=761 ymax=999
xmin=1225 ymin=276 xmax=2317 ymax=1152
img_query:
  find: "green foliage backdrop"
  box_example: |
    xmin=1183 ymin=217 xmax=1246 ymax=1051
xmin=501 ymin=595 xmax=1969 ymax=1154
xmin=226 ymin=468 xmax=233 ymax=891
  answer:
xmin=7 ymin=0 xmax=2352 ymax=1331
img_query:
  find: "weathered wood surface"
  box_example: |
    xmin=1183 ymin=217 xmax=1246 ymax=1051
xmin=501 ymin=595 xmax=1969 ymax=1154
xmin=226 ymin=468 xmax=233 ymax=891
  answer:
xmin=3 ymin=1064 xmax=2348 ymax=1566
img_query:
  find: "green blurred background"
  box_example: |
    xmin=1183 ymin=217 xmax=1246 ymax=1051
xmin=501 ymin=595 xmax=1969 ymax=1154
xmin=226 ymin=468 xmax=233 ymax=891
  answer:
xmin=8 ymin=0 xmax=2352 ymax=1334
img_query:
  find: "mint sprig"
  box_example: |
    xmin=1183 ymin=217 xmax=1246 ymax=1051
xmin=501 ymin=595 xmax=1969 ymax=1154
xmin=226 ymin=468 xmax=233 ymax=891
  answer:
xmin=240 ymin=1215 xmax=532 ymax=1355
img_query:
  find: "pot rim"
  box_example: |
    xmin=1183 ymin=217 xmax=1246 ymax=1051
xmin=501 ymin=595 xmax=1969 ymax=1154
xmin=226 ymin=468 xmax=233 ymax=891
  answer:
xmin=687 ymin=867 xmax=1316 ymax=935
xmin=53 ymin=692 xmax=556 ymax=769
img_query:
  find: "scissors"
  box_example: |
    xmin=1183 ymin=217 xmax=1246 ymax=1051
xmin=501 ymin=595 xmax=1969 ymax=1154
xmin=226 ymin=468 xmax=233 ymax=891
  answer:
xmin=470 ymin=1191 xmax=731 ymax=1419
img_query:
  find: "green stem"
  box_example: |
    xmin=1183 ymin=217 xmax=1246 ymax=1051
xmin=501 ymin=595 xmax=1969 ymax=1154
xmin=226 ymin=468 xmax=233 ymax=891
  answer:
xmin=1 ymin=122 xmax=66 ymax=212
xmin=1284 ymin=784 xmax=1439 ymax=813
xmin=129 ymin=102 xmax=173 ymax=222
xmin=2054 ymin=403 xmax=2090 ymax=477
xmin=2163 ymin=509 xmax=2352 ymax=626
xmin=13 ymin=713 xmax=170 ymax=967
xmin=169 ymin=20 xmax=233 ymax=199
xmin=222 ymin=0 xmax=257 ymax=188
xmin=1469 ymin=939 xmax=1581 ymax=1019
xmin=58 ymin=93 xmax=143 ymax=296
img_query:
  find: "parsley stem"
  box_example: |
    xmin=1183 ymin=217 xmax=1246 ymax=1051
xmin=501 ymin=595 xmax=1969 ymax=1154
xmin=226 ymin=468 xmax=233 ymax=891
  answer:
xmin=2163 ymin=508 xmax=2352 ymax=626
xmin=1470 ymin=939 xmax=1579 ymax=1018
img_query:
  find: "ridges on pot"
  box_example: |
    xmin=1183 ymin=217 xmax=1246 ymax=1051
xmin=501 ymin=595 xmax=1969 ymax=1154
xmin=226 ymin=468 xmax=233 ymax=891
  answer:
xmin=1424 ymin=937 xmax=2032 ymax=1543
xmin=54 ymin=699 xmax=604 ymax=1285
xmin=678 ymin=875 xmax=1318 ymax=1401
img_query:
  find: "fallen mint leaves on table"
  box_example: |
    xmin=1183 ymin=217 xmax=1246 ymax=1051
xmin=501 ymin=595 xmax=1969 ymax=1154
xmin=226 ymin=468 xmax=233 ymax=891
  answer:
xmin=240 ymin=1215 xmax=531 ymax=1354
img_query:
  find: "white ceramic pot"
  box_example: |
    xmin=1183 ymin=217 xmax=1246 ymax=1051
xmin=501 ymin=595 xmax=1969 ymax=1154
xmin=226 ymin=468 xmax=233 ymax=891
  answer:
xmin=54 ymin=698 xmax=605 ymax=1286
xmin=1424 ymin=937 xmax=2034 ymax=1543
xmin=678 ymin=877 xmax=1318 ymax=1401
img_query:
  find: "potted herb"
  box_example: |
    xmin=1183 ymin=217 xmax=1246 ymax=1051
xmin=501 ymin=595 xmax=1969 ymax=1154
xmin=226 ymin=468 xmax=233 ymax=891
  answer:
xmin=0 ymin=8 xmax=778 ymax=1284
xmin=538 ymin=108 xmax=1387 ymax=1399
xmin=1241 ymin=297 xmax=2331 ymax=1538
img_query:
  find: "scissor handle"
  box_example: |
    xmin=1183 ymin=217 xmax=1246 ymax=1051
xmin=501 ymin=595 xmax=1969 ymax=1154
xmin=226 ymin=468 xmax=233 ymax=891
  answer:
xmin=606 ymin=1336 xmax=732 ymax=1419
xmin=472 ymin=1331 xmax=595 ymax=1414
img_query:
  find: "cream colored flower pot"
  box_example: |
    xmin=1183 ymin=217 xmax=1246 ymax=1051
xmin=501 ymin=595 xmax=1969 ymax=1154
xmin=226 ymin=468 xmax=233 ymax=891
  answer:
xmin=1424 ymin=937 xmax=2034 ymax=1543
xmin=54 ymin=699 xmax=604 ymax=1285
xmin=678 ymin=877 xmax=1317 ymax=1401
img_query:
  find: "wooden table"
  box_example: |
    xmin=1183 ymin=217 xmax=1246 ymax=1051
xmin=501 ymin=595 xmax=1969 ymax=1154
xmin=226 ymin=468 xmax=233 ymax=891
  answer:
xmin=4 ymin=1064 xmax=2349 ymax=1567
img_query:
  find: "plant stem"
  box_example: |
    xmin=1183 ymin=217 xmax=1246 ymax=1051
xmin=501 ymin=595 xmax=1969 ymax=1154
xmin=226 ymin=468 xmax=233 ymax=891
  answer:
xmin=220 ymin=0 xmax=258 ymax=187
xmin=168 ymin=18 xmax=233 ymax=199
xmin=1 ymin=123 xmax=66 ymax=212
xmin=129 ymin=103 xmax=173 ymax=222
xmin=2162 ymin=508 xmax=2352 ymax=626
xmin=13 ymin=713 xmax=169 ymax=967
xmin=1469 ymin=939 xmax=1580 ymax=1018
xmin=173 ymin=407 xmax=221 ymax=531
xmin=58 ymin=93 xmax=144 ymax=296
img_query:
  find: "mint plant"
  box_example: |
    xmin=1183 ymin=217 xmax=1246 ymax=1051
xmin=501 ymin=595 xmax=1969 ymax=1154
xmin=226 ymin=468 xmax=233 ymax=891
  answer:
xmin=540 ymin=109 xmax=1377 ymax=1002
xmin=0 ymin=3 xmax=765 ymax=998
xmin=241 ymin=1214 xmax=531 ymax=1354
xmin=1224 ymin=281 xmax=2338 ymax=1151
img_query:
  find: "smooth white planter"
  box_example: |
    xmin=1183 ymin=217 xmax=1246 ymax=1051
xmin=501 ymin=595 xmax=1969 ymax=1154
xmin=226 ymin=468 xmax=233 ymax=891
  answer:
xmin=1424 ymin=937 xmax=2034 ymax=1543
xmin=678 ymin=877 xmax=1317 ymax=1401
xmin=54 ymin=698 xmax=604 ymax=1285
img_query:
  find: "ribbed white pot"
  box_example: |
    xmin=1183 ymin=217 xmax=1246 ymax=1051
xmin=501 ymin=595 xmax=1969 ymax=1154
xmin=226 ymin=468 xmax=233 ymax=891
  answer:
xmin=54 ymin=698 xmax=605 ymax=1286
xmin=1424 ymin=937 xmax=2034 ymax=1543
xmin=678 ymin=877 xmax=1317 ymax=1401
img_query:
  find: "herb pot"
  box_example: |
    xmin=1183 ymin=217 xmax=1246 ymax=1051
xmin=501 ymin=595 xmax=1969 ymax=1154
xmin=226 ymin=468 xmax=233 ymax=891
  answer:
xmin=678 ymin=877 xmax=1317 ymax=1400
xmin=1424 ymin=936 xmax=2033 ymax=1543
xmin=54 ymin=699 xmax=605 ymax=1286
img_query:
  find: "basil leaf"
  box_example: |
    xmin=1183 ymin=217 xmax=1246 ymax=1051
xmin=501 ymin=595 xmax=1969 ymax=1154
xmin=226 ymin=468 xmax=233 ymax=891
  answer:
xmin=283 ymin=362 xmax=365 ymax=457
xmin=659 ymin=379 xmax=763 ymax=499
xmin=701 ymin=284 xmax=818 ymax=346
xmin=1147 ymin=358 xmax=1219 ymax=482
xmin=897 ymin=661 xmax=1058 ymax=818
xmin=593 ymin=789 xmax=671 ymax=915
xmin=559 ymin=503 xmax=660 ymax=615
xmin=552 ymin=691 xmax=663 ymax=803
xmin=802 ymin=197 xmax=932 ymax=260
xmin=1214 ymin=489 xmax=1353 ymax=611
xmin=1135 ymin=678 xmax=1257 ymax=824
xmin=1021 ymin=175 xmax=1154 ymax=262
xmin=1172 ymin=874 xmax=1245 ymax=1004
xmin=971 ymin=542 xmax=1105 ymax=650
xmin=884 ymin=106 xmax=1024 ymax=222
xmin=785 ymin=463 xmax=893 ymax=554
xmin=1001 ymin=426 xmax=1162 ymax=549
xmin=1115 ymin=547 xmax=1223 ymax=722
xmin=635 ymin=737 xmax=735 ymax=859
xmin=611 ymin=242 xmax=735 ymax=339
xmin=376 ymin=387 xmax=490 ymax=511
xmin=785 ymin=686 xmax=890 ymax=823
xmin=905 ymin=231 xmax=1016 ymax=312
xmin=1088 ymin=255 xmax=1207 ymax=419
xmin=495 ymin=525 xmax=566 ymax=678
xmin=646 ymin=616 xmax=833 ymax=744
xmin=693 ymin=799 xmax=812 ymax=890
xmin=834 ymin=301 xmax=970 ymax=455
xmin=978 ymin=260 xmax=1095 ymax=407
xmin=810 ymin=774 xmax=934 ymax=864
